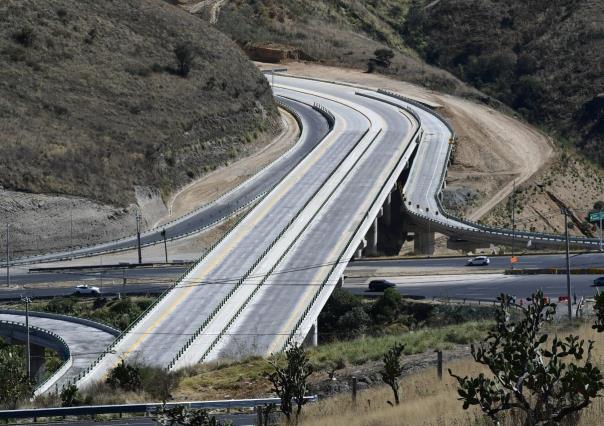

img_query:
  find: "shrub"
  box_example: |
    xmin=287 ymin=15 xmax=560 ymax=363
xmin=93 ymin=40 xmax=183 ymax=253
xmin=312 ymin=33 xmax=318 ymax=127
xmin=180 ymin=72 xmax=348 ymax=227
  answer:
xmin=106 ymin=361 xmax=142 ymax=392
xmin=174 ymin=43 xmax=194 ymax=77
xmin=12 ymin=27 xmax=35 ymax=47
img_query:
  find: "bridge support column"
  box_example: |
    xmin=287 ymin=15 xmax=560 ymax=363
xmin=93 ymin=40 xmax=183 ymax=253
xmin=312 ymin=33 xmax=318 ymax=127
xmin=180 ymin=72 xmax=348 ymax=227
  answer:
xmin=383 ymin=193 xmax=392 ymax=227
xmin=414 ymin=231 xmax=435 ymax=256
xmin=30 ymin=343 xmax=46 ymax=382
xmin=354 ymin=239 xmax=366 ymax=259
xmin=336 ymin=275 xmax=344 ymax=288
xmin=366 ymin=219 xmax=378 ymax=257
xmin=312 ymin=320 xmax=318 ymax=347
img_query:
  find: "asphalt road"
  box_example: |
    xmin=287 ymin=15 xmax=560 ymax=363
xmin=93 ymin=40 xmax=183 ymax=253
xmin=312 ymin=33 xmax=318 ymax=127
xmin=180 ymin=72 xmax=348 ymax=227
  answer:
xmin=11 ymin=98 xmax=330 ymax=265
xmin=351 ymin=252 xmax=604 ymax=270
xmin=345 ymin=274 xmax=602 ymax=301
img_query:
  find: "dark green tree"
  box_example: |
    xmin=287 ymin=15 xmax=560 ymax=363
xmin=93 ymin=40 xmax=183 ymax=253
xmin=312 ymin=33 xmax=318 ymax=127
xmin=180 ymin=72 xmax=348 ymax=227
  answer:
xmin=380 ymin=342 xmax=405 ymax=405
xmin=0 ymin=342 xmax=32 ymax=409
xmin=450 ymin=291 xmax=604 ymax=425
xmin=106 ymin=360 xmax=142 ymax=392
xmin=60 ymin=384 xmax=90 ymax=407
xmin=268 ymin=343 xmax=313 ymax=424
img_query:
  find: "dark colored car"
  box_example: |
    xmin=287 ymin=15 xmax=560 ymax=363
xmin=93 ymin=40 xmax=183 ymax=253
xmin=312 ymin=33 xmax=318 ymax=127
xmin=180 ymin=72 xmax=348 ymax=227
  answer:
xmin=368 ymin=279 xmax=396 ymax=291
xmin=593 ymin=277 xmax=604 ymax=287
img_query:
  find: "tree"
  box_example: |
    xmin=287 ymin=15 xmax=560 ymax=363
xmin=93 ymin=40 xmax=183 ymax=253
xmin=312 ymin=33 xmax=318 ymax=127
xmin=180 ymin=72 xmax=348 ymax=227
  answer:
xmin=371 ymin=287 xmax=403 ymax=323
xmin=450 ymin=291 xmax=604 ymax=425
xmin=374 ymin=48 xmax=395 ymax=68
xmin=594 ymin=291 xmax=604 ymax=332
xmin=155 ymin=403 xmax=221 ymax=425
xmin=174 ymin=43 xmax=195 ymax=77
xmin=380 ymin=342 xmax=405 ymax=405
xmin=60 ymin=384 xmax=90 ymax=407
xmin=268 ymin=343 xmax=313 ymax=424
xmin=0 ymin=342 xmax=32 ymax=409
xmin=106 ymin=361 xmax=142 ymax=392
xmin=593 ymin=200 xmax=604 ymax=211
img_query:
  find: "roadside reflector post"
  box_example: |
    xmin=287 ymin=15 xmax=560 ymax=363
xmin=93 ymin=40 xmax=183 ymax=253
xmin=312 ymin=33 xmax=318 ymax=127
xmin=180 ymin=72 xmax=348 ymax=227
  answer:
xmin=352 ymin=376 xmax=357 ymax=403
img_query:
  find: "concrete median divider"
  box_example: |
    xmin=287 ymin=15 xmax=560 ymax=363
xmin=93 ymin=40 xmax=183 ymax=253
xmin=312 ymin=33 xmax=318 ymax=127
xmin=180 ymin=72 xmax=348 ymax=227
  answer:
xmin=505 ymin=268 xmax=604 ymax=275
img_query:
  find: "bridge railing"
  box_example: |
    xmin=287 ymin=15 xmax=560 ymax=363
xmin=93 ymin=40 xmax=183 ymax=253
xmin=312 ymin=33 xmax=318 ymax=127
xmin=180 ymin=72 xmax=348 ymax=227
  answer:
xmin=0 ymin=320 xmax=72 ymax=395
xmin=281 ymin=112 xmax=423 ymax=350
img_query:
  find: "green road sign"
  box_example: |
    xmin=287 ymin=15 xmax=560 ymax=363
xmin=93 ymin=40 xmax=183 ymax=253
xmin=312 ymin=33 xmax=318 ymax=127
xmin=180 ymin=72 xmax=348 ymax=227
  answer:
xmin=589 ymin=211 xmax=604 ymax=223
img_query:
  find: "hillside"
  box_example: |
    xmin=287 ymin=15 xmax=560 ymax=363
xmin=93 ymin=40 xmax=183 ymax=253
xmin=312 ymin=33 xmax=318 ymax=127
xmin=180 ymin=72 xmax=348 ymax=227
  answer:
xmin=0 ymin=0 xmax=279 ymax=207
xmin=404 ymin=0 xmax=604 ymax=168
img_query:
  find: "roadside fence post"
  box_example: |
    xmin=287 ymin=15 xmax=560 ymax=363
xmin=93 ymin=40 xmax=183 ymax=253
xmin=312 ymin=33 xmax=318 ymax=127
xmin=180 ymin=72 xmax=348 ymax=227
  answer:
xmin=436 ymin=350 xmax=443 ymax=380
xmin=352 ymin=376 xmax=357 ymax=403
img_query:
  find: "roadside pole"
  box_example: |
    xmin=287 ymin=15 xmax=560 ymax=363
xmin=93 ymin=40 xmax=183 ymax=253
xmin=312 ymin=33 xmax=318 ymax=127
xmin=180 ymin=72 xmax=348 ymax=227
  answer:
xmin=562 ymin=208 xmax=572 ymax=320
xmin=22 ymin=296 xmax=31 ymax=380
xmin=136 ymin=211 xmax=142 ymax=265
xmin=5 ymin=223 xmax=9 ymax=288
xmin=511 ymin=181 xmax=516 ymax=270
xmin=161 ymin=229 xmax=168 ymax=263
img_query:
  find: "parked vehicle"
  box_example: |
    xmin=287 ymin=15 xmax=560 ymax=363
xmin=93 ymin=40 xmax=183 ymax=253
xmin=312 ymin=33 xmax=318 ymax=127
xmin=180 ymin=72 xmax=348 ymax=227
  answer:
xmin=593 ymin=276 xmax=604 ymax=287
xmin=466 ymin=256 xmax=490 ymax=266
xmin=368 ymin=279 xmax=396 ymax=291
xmin=74 ymin=284 xmax=100 ymax=295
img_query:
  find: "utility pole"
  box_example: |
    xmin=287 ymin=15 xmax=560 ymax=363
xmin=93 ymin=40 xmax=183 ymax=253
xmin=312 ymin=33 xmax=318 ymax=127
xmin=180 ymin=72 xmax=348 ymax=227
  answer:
xmin=5 ymin=224 xmax=10 ymax=288
xmin=21 ymin=296 xmax=31 ymax=380
xmin=511 ymin=181 xmax=516 ymax=270
xmin=161 ymin=229 xmax=168 ymax=263
xmin=70 ymin=207 xmax=73 ymax=254
xmin=136 ymin=211 xmax=142 ymax=265
xmin=562 ymin=208 xmax=572 ymax=320
xmin=599 ymin=210 xmax=602 ymax=252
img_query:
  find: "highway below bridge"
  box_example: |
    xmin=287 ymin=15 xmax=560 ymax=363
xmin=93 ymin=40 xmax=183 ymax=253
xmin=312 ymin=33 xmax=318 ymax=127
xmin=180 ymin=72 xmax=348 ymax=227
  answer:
xmin=4 ymin=71 xmax=604 ymax=395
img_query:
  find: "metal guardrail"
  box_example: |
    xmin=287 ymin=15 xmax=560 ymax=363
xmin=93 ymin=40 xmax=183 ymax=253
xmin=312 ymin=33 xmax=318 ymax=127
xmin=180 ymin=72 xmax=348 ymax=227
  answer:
xmin=0 ymin=396 xmax=318 ymax=420
xmin=312 ymin=102 xmax=336 ymax=129
xmin=0 ymin=319 xmax=72 ymax=395
xmin=169 ymin=106 xmax=377 ymax=368
xmin=0 ymin=309 xmax=120 ymax=336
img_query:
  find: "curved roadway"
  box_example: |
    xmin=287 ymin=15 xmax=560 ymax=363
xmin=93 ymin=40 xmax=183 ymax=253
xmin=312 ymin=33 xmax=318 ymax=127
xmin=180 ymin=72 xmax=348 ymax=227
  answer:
xmin=0 ymin=311 xmax=117 ymax=394
xmin=9 ymin=99 xmax=329 ymax=266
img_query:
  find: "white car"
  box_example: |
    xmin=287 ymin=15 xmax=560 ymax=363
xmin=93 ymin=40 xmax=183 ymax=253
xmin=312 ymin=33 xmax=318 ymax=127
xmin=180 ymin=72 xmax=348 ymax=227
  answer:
xmin=466 ymin=256 xmax=490 ymax=266
xmin=74 ymin=284 xmax=101 ymax=295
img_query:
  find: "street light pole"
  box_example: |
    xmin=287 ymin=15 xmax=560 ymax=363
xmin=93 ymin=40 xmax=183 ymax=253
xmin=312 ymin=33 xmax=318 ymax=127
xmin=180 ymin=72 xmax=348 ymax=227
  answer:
xmin=136 ymin=211 xmax=142 ymax=265
xmin=5 ymin=223 xmax=10 ymax=288
xmin=562 ymin=208 xmax=572 ymax=320
xmin=21 ymin=296 xmax=31 ymax=380
xmin=161 ymin=229 xmax=168 ymax=263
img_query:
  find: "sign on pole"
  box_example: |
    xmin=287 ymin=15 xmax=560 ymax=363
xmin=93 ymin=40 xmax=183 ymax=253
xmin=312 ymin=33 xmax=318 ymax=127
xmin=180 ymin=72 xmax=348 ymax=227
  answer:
xmin=588 ymin=211 xmax=604 ymax=223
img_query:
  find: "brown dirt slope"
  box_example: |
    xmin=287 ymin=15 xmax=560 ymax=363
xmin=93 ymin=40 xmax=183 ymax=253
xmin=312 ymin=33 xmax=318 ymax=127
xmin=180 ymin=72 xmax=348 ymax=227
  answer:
xmin=0 ymin=0 xmax=279 ymax=207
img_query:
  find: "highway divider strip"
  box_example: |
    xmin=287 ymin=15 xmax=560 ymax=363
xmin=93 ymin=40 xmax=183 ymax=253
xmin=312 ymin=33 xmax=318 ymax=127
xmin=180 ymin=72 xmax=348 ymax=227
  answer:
xmin=167 ymin=109 xmax=379 ymax=369
xmin=281 ymin=103 xmax=422 ymax=350
xmin=175 ymin=126 xmax=385 ymax=368
xmin=505 ymin=268 xmax=604 ymax=275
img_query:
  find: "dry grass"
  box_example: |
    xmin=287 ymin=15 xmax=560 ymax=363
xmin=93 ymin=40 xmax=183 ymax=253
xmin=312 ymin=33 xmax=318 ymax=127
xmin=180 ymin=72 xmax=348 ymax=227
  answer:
xmin=299 ymin=322 xmax=604 ymax=426
xmin=0 ymin=0 xmax=279 ymax=206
